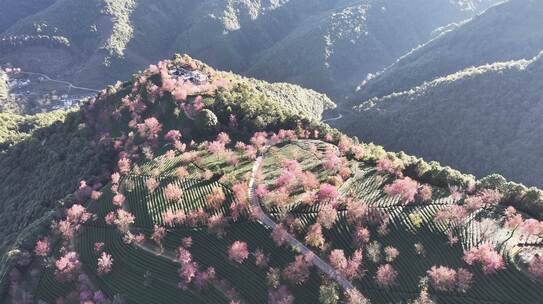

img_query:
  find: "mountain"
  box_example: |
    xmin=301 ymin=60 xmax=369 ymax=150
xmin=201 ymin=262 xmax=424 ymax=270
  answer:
xmin=0 ymin=0 xmax=500 ymax=104
xmin=3 ymin=55 xmax=543 ymax=303
xmin=245 ymin=0 xmax=499 ymax=99
xmin=341 ymin=52 xmax=543 ymax=188
xmin=352 ymin=0 xmax=543 ymax=102
xmin=0 ymin=0 xmax=56 ymax=33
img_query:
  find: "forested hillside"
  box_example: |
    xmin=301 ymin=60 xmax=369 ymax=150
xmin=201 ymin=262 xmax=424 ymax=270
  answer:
xmin=0 ymin=0 xmax=499 ymax=101
xmin=0 ymin=54 xmax=333 ymax=291
xmin=353 ymin=0 xmax=543 ymax=102
xmin=341 ymin=53 xmax=543 ymax=188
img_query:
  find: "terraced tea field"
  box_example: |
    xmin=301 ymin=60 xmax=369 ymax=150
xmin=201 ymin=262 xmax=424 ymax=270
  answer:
xmin=33 ymin=140 xmax=543 ymax=303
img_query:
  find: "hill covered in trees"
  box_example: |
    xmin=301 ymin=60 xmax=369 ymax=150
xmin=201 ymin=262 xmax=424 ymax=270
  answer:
xmin=341 ymin=52 xmax=543 ymax=188
xmin=0 ymin=0 xmax=500 ymax=102
xmin=0 ymin=54 xmax=333 ymax=294
xmin=352 ymin=0 xmax=543 ymax=102
xmin=3 ymin=55 xmax=543 ymax=304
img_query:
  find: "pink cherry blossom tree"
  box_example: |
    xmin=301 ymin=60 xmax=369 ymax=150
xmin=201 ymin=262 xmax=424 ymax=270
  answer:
xmin=164 ymin=183 xmax=183 ymax=202
xmin=317 ymin=204 xmax=338 ymax=229
xmin=384 ymin=177 xmax=419 ymax=204
xmin=282 ymin=254 xmax=311 ymax=285
xmin=97 ymin=252 xmax=114 ymax=275
xmin=463 ymin=243 xmax=504 ymax=274
xmin=34 ymin=237 xmax=51 ymax=257
xmin=228 ymin=241 xmax=249 ymax=264
xmin=375 ymin=264 xmax=398 ymax=288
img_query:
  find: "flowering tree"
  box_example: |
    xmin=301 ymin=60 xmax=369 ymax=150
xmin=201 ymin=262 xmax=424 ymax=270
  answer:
xmin=254 ymin=249 xmax=269 ymax=268
xmin=329 ymin=249 xmax=363 ymax=280
xmin=146 ymin=177 xmax=159 ymax=193
xmin=118 ymin=158 xmax=132 ymax=175
xmin=55 ymin=251 xmax=81 ymax=281
xmin=318 ymin=184 xmax=338 ymax=202
xmin=375 ymin=264 xmax=398 ymax=288
xmin=151 ymin=225 xmax=167 ymax=248
xmin=345 ymin=288 xmax=370 ymax=304
xmin=164 ymin=183 xmax=183 ymax=202
xmin=282 ymin=254 xmax=311 ymax=285
xmin=228 ymin=241 xmax=249 ymax=264
xmin=271 ymin=225 xmax=289 ymax=247
xmin=456 ymin=268 xmax=474 ymax=293
xmin=194 ymin=267 xmax=216 ymax=290
xmin=34 ymin=237 xmax=50 ymax=257
xmin=97 ymin=252 xmax=114 ymax=275
xmin=384 ymin=246 xmax=399 ymax=263
xmin=94 ymin=242 xmax=105 ymax=253
xmin=463 ymin=243 xmax=504 ymax=274
xmin=426 ymin=266 xmax=456 ymax=292
xmin=521 ymin=219 xmax=543 ymax=237
xmin=178 ymin=247 xmax=199 ymax=289
xmin=112 ymin=193 xmax=126 ymax=207
xmin=323 ymin=149 xmax=341 ymax=172
xmin=301 ymin=171 xmax=320 ymax=191
xmin=163 ymin=209 xmax=186 ymax=227
xmin=418 ymin=185 xmax=433 ymax=202
xmin=114 ymin=210 xmax=136 ymax=233
xmin=207 ymin=186 xmax=226 ymax=210
xmin=427 ymin=266 xmax=473 ymax=293
xmin=250 ymin=132 xmax=268 ymax=149
xmin=136 ymin=117 xmax=162 ymax=142
xmin=376 ymin=156 xmax=403 ymax=177
xmin=317 ymin=204 xmax=338 ymax=229
xmin=305 ymin=223 xmax=326 ymax=249
xmin=384 ymin=177 xmax=419 ymax=204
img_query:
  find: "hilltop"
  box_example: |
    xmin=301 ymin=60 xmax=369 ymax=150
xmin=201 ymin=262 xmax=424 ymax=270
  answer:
xmin=0 ymin=0 xmax=500 ymax=104
xmin=3 ymin=55 xmax=543 ymax=304
xmin=0 ymin=54 xmax=333 ymax=293
xmin=352 ymin=0 xmax=543 ymax=102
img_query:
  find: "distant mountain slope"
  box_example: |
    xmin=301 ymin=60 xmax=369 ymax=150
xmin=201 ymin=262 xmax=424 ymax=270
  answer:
xmin=0 ymin=0 xmax=500 ymax=103
xmin=353 ymin=0 xmax=543 ymax=102
xmin=246 ymin=0 xmax=493 ymax=99
xmin=0 ymin=0 xmax=57 ymax=33
xmin=340 ymin=52 xmax=543 ymax=187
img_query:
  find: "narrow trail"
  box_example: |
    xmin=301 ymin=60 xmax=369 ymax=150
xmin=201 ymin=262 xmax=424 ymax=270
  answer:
xmin=248 ymin=141 xmax=356 ymax=291
xmin=18 ymin=71 xmax=100 ymax=93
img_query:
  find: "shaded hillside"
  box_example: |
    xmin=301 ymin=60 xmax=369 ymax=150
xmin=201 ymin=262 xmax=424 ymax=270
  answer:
xmin=246 ymin=0 xmax=493 ymax=99
xmin=353 ymin=0 xmax=543 ymax=102
xmin=0 ymin=0 xmax=57 ymax=33
xmin=340 ymin=53 xmax=543 ymax=188
xmin=0 ymin=0 xmax=499 ymax=102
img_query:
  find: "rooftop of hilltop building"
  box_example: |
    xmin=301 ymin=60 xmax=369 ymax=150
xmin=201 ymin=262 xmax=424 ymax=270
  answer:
xmin=169 ymin=67 xmax=209 ymax=85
